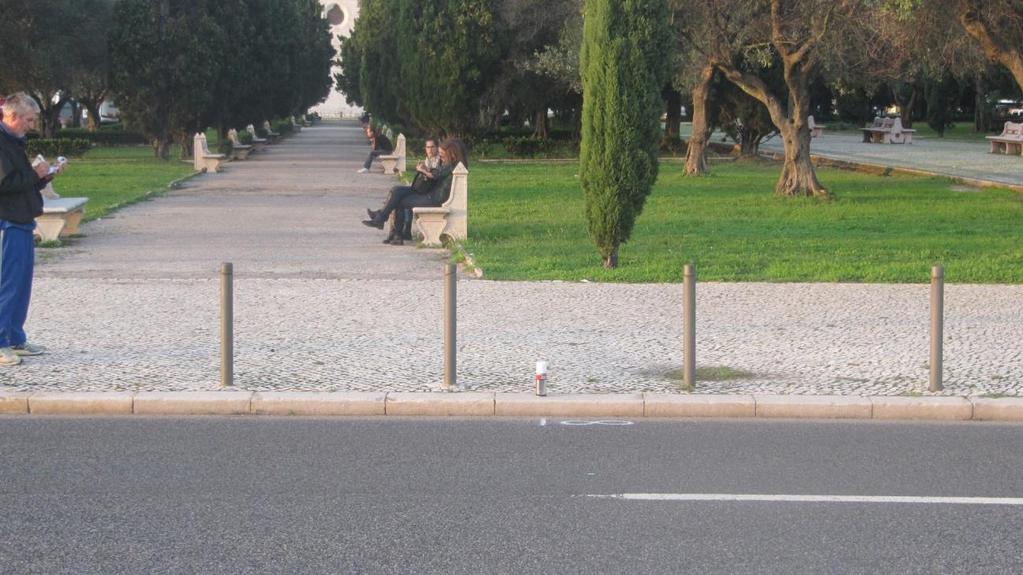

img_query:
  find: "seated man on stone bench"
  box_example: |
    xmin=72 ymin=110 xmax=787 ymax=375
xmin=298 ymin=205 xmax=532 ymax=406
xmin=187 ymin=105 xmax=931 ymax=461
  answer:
xmin=357 ymin=126 xmax=392 ymax=174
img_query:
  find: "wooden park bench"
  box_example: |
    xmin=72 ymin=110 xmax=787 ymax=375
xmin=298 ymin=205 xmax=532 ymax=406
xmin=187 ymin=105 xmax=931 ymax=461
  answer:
xmin=34 ymin=181 xmax=88 ymax=242
xmin=986 ymin=121 xmax=1023 ymax=155
xmin=227 ymin=129 xmax=252 ymax=160
xmin=261 ymin=120 xmax=280 ymax=144
xmin=379 ymin=133 xmax=406 ymax=175
xmin=245 ymin=124 xmax=268 ymax=152
xmin=193 ymin=132 xmax=226 ymax=173
xmin=861 ymin=116 xmax=916 ymax=144
xmin=808 ymin=115 xmax=826 ymax=138
xmin=412 ymin=162 xmax=468 ymax=247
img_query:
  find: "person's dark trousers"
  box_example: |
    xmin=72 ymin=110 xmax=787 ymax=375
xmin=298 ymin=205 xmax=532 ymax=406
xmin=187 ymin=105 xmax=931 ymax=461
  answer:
xmin=0 ymin=221 xmax=35 ymax=347
xmin=363 ymin=150 xmax=384 ymax=170
xmin=393 ymin=207 xmax=415 ymax=240
xmin=374 ymin=185 xmax=415 ymax=223
xmin=401 ymin=207 xmax=414 ymax=239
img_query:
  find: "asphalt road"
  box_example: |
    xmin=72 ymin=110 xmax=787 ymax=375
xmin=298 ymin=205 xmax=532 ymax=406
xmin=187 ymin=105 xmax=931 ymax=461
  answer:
xmin=1 ymin=417 xmax=1022 ymax=574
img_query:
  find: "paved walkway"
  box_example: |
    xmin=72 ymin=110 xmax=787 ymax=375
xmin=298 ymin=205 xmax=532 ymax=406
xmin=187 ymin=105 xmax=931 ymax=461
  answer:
xmin=3 ymin=121 xmax=1021 ymax=396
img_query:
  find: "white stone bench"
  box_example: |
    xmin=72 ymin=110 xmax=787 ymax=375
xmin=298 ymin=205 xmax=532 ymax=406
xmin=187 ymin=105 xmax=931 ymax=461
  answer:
xmin=227 ymin=129 xmax=252 ymax=160
xmin=986 ymin=121 xmax=1023 ymax=155
xmin=413 ymin=162 xmax=468 ymax=247
xmin=808 ymin=115 xmax=826 ymax=138
xmin=245 ymin=124 xmax=268 ymax=152
xmin=861 ymin=116 xmax=916 ymax=144
xmin=193 ymin=132 xmax=226 ymax=173
xmin=379 ymin=133 xmax=406 ymax=175
xmin=35 ymin=196 xmax=88 ymax=242
xmin=261 ymin=120 xmax=281 ymax=144
xmin=290 ymin=116 xmax=302 ymax=132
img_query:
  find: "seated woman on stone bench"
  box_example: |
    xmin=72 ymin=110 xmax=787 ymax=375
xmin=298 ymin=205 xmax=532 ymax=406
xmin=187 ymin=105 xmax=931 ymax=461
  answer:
xmin=362 ymin=137 xmax=468 ymax=245
xmin=381 ymin=137 xmax=441 ymax=240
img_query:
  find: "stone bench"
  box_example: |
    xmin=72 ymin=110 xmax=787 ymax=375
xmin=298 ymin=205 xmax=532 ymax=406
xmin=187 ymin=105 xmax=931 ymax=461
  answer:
xmin=861 ymin=116 xmax=916 ymax=144
xmin=245 ymin=124 xmax=268 ymax=152
xmin=413 ymin=162 xmax=468 ymax=247
xmin=35 ymin=196 xmax=88 ymax=242
xmin=193 ymin=132 xmax=226 ymax=173
xmin=379 ymin=133 xmax=406 ymax=175
xmin=227 ymin=129 xmax=252 ymax=160
xmin=808 ymin=115 xmax=826 ymax=138
xmin=986 ymin=121 xmax=1023 ymax=155
xmin=261 ymin=120 xmax=281 ymax=144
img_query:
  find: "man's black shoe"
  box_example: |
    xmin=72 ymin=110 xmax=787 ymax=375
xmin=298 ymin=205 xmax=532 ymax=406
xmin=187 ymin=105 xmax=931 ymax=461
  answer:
xmin=362 ymin=219 xmax=384 ymax=229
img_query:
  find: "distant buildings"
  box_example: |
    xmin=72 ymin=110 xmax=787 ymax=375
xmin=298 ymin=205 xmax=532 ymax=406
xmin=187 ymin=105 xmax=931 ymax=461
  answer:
xmin=312 ymin=1 xmax=363 ymax=119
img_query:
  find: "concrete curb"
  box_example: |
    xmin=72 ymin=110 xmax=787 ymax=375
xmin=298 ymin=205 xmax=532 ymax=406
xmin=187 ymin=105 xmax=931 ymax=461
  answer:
xmin=1 ymin=392 xmax=1022 ymax=421
xmin=29 ymin=392 xmax=133 ymax=415
xmin=134 ymin=391 xmax=251 ymax=415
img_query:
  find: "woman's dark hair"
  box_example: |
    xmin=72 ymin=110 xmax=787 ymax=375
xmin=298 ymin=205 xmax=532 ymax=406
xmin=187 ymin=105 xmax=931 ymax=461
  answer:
xmin=440 ymin=138 xmax=468 ymax=168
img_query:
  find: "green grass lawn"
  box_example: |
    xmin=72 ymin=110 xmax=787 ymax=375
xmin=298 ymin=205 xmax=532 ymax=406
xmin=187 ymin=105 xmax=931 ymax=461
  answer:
xmin=52 ymin=145 xmax=194 ymax=223
xmin=466 ymin=159 xmax=1023 ymax=283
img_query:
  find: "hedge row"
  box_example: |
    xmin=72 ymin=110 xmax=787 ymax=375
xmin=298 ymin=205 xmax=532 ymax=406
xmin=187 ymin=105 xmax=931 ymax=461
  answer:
xmin=56 ymin=128 xmax=147 ymax=145
xmin=27 ymin=139 xmax=92 ymax=158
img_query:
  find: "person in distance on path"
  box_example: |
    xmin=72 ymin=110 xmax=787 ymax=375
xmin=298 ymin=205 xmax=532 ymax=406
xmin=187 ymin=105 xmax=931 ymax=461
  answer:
xmin=358 ymin=125 xmax=393 ymax=174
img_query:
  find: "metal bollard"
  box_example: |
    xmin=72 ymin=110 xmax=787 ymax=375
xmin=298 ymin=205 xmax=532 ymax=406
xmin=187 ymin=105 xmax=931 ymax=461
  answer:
xmin=220 ymin=262 xmax=234 ymax=387
xmin=683 ymin=263 xmax=696 ymax=391
xmin=444 ymin=264 xmax=457 ymax=390
xmin=929 ymin=265 xmax=943 ymax=392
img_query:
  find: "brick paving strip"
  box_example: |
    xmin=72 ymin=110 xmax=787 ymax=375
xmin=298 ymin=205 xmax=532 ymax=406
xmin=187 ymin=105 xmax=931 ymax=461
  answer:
xmin=1 ymin=121 xmax=1021 ymax=419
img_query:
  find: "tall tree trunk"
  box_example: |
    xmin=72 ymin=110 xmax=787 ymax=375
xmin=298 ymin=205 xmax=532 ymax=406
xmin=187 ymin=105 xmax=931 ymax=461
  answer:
xmin=664 ymin=87 xmax=681 ymax=139
xmin=603 ymin=246 xmax=619 ymax=269
xmin=739 ymin=128 xmax=761 ymax=158
xmin=84 ymin=102 xmax=101 ymax=131
xmin=717 ymin=64 xmax=828 ymax=198
xmin=776 ymin=121 xmax=823 ymax=196
xmin=893 ymin=84 xmax=917 ymax=128
xmin=532 ymin=109 xmax=548 ymax=139
xmin=974 ymin=70 xmax=990 ymax=132
xmin=178 ymin=133 xmax=193 ymax=161
xmin=684 ymin=64 xmax=714 ymax=176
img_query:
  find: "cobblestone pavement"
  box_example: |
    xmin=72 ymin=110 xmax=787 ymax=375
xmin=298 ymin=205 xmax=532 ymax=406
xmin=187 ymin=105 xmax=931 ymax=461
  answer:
xmin=3 ymin=121 xmax=1021 ymax=395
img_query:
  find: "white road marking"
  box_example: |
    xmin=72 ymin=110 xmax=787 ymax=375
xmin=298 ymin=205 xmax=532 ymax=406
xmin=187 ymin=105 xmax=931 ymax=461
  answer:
xmin=560 ymin=420 xmax=635 ymax=426
xmin=585 ymin=493 xmax=1023 ymax=506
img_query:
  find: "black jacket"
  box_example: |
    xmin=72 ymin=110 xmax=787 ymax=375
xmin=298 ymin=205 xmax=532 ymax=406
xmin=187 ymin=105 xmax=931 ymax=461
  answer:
xmin=0 ymin=128 xmax=45 ymax=225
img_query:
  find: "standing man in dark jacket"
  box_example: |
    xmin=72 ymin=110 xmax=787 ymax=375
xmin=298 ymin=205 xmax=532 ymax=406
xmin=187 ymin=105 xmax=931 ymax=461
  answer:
xmin=0 ymin=93 xmax=56 ymax=366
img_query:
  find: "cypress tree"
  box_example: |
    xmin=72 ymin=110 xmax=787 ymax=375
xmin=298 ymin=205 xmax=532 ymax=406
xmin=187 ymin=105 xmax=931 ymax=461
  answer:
xmin=397 ymin=0 xmax=498 ymax=135
xmin=579 ymin=0 xmax=671 ymax=268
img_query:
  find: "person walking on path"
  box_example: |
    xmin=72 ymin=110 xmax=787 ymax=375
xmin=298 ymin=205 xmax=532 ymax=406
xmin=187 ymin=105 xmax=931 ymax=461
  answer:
xmin=358 ymin=126 xmax=393 ymax=174
xmin=0 ymin=93 xmax=58 ymax=366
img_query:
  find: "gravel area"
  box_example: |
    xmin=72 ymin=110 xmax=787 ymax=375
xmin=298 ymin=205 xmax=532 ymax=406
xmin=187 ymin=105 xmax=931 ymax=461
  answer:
xmin=3 ymin=121 xmax=1020 ymax=395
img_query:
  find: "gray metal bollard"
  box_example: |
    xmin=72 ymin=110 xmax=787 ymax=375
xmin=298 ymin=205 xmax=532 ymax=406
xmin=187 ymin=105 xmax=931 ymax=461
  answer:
xmin=683 ymin=263 xmax=696 ymax=391
xmin=444 ymin=264 xmax=457 ymax=390
xmin=221 ymin=262 xmax=234 ymax=387
xmin=929 ymin=265 xmax=943 ymax=392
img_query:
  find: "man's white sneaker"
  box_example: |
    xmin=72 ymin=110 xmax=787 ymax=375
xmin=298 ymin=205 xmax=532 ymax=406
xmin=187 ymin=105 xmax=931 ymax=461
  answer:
xmin=11 ymin=342 xmax=45 ymax=356
xmin=357 ymin=168 xmax=369 ymax=174
xmin=0 ymin=347 xmax=22 ymax=366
